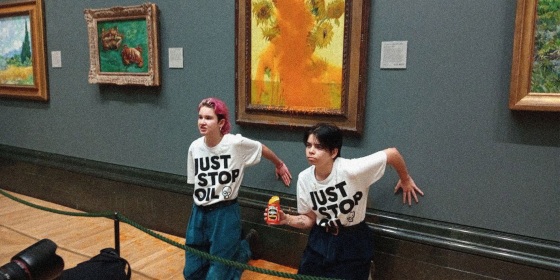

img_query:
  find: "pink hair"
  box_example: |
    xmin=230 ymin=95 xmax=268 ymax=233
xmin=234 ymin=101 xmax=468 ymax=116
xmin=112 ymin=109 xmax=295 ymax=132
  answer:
xmin=198 ymin=97 xmax=231 ymax=134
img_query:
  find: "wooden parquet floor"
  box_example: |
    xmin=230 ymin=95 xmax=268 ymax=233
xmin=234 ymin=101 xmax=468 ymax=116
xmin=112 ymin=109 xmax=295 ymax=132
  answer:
xmin=0 ymin=190 xmax=297 ymax=279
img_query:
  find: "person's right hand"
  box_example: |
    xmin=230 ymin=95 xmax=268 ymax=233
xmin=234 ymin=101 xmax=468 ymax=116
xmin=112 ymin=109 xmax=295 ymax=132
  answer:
xmin=263 ymin=207 xmax=288 ymax=225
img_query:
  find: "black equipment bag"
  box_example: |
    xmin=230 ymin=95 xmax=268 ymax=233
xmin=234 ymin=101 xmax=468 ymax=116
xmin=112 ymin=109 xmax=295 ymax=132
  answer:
xmin=60 ymin=248 xmax=131 ymax=280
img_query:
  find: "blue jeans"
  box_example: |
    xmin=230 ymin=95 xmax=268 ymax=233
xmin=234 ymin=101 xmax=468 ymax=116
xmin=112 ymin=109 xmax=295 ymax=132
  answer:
xmin=183 ymin=202 xmax=251 ymax=280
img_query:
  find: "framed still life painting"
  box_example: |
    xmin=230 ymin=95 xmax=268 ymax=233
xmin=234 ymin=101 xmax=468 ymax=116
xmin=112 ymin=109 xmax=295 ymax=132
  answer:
xmin=0 ymin=0 xmax=48 ymax=101
xmin=235 ymin=0 xmax=371 ymax=135
xmin=509 ymin=0 xmax=560 ymax=111
xmin=84 ymin=3 xmax=160 ymax=86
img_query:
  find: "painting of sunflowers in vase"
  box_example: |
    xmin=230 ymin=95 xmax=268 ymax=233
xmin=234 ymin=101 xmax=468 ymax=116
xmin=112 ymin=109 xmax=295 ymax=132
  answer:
xmin=250 ymin=0 xmax=346 ymax=111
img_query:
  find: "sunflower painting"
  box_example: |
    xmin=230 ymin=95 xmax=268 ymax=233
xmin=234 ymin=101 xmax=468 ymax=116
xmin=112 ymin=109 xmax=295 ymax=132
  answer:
xmin=250 ymin=0 xmax=346 ymax=111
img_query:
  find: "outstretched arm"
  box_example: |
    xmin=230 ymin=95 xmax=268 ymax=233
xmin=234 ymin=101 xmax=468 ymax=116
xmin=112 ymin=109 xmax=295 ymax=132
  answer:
xmin=262 ymin=144 xmax=292 ymax=186
xmin=264 ymin=208 xmax=315 ymax=229
xmin=384 ymin=147 xmax=424 ymax=205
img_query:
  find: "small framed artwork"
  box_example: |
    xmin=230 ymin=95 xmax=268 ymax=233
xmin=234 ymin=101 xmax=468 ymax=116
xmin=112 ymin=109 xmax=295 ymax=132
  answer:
xmin=0 ymin=0 xmax=48 ymax=101
xmin=235 ymin=0 xmax=371 ymax=135
xmin=84 ymin=3 xmax=160 ymax=86
xmin=509 ymin=0 xmax=560 ymax=111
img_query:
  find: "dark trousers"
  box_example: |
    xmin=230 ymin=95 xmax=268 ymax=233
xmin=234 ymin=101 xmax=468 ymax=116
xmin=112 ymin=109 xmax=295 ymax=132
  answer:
xmin=298 ymin=222 xmax=374 ymax=280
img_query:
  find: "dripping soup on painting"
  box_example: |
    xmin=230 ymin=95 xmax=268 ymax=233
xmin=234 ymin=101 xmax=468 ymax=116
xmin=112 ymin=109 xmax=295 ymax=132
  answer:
xmin=236 ymin=0 xmax=371 ymax=135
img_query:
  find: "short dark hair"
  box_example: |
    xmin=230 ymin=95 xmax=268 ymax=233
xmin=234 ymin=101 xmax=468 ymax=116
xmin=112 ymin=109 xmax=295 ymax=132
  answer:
xmin=303 ymin=123 xmax=343 ymax=158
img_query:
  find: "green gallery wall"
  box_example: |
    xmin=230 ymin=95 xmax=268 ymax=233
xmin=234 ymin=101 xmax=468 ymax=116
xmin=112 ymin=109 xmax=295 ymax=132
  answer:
xmin=0 ymin=0 xmax=558 ymax=279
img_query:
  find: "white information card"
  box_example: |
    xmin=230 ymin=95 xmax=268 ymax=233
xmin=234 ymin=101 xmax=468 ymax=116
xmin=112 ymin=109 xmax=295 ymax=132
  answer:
xmin=51 ymin=51 xmax=62 ymax=68
xmin=380 ymin=41 xmax=407 ymax=69
xmin=168 ymin=48 xmax=184 ymax=69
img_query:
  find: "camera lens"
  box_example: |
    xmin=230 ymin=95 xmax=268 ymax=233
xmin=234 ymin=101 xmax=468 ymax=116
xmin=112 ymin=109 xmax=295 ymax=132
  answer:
xmin=0 ymin=260 xmax=29 ymax=280
xmin=0 ymin=239 xmax=64 ymax=280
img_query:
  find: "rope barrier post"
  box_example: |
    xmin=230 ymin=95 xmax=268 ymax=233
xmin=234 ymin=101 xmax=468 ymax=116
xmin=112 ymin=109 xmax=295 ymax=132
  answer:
xmin=114 ymin=212 xmax=121 ymax=256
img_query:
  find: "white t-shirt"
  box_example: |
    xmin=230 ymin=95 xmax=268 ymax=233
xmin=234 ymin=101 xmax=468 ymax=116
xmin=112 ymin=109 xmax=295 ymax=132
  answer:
xmin=187 ymin=134 xmax=262 ymax=206
xmin=297 ymin=151 xmax=387 ymax=227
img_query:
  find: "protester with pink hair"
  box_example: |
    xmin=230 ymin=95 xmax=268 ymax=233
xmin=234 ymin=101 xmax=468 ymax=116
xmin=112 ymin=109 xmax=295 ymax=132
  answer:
xmin=184 ymin=97 xmax=291 ymax=279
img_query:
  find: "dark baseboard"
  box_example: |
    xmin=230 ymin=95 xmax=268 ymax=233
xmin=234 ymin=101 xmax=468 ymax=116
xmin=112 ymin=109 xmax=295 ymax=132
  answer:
xmin=0 ymin=144 xmax=558 ymax=279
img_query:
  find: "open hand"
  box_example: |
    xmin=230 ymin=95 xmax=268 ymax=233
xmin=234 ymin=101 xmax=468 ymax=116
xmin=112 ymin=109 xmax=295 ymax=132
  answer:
xmin=394 ymin=176 xmax=424 ymax=205
xmin=275 ymin=163 xmax=292 ymax=187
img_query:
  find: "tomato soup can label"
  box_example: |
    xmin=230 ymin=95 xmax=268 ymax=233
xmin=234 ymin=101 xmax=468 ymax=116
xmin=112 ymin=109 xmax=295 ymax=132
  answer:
xmin=267 ymin=202 xmax=281 ymax=224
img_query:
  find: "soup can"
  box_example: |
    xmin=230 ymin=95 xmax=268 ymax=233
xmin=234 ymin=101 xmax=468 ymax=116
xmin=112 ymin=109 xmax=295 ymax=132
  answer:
xmin=266 ymin=196 xmax=281 ymax=225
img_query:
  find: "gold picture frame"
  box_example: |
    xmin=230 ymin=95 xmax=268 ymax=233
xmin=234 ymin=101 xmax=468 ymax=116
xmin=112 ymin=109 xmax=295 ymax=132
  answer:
xmin=0 ymin=0 xmax=48 ymax=101
xmin=84 ymin=3 xmax=160 ymax=86
xmin=235 ymin=0 xmax=370 ymax=135
xmin=509 ymin=0 xmax=560 ymax=111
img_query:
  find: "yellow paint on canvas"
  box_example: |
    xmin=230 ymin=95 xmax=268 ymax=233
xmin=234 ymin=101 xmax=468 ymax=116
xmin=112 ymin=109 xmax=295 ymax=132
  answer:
xmin=0 ymin=65 xmax=34 ymax=85
xmin=250 ymin=0 xmax=344 ymax=110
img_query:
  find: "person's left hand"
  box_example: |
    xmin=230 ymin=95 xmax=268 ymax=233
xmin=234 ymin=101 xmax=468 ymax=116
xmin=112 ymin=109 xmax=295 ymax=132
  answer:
xmin=394 ymin=175 xmax=424 ymax=205
xmin=275 ymin=163 xmax=292 ymax=187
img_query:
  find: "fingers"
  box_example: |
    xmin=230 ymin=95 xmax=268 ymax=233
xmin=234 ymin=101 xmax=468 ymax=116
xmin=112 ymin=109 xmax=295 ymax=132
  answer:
xmin=276 ymin=164 xmax=292 ymax=186
xmin=415 ymin=186 xmax=425 ymax=196
xmin=277 ymin=172 xmax=290 ymax=186
xmin=395 ymin=177 xmax=423 ymax=205
xmin=411 ymin=191 xmax=417 ymax=204
xmin=264 ymin=207 xmax=286 ymax=225
xmin=281 ymin=173 xmax=291 ymax=186
xmin=282 ymin=173 xmax=291 ymax=186
xmin=401 ymin=188 xmax=422 ymax=205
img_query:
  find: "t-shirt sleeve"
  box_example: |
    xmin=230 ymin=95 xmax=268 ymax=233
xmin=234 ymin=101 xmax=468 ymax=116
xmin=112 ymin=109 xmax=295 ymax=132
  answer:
xmin=346 ymin=151 xmax=387 ymax=186
xmin=296 ymin=170 xmax=312 ymax=214
xmin=233 ymin=134 xmax=263 ymax=166
xmin=186 ymin=144 xmax=195 ymax=184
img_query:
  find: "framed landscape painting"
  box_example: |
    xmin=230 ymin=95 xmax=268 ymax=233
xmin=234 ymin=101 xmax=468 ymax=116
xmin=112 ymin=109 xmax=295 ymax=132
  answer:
xmin=509 ymin=0 xmax=560 ymax=111
xmin=0 ymin=0 xmax=48 ymax=101
xmin=84 ymin=3 xmax=160 ymax=86
xmin=235 ymin=0 xmax=371 ymax=135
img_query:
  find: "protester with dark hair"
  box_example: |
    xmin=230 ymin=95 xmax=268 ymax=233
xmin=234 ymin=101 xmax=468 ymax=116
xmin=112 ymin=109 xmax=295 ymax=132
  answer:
xmin=265 ymin=123 xmax=423 ymax=279
xmin=184 ymin=97 xmax=291 ymax=280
